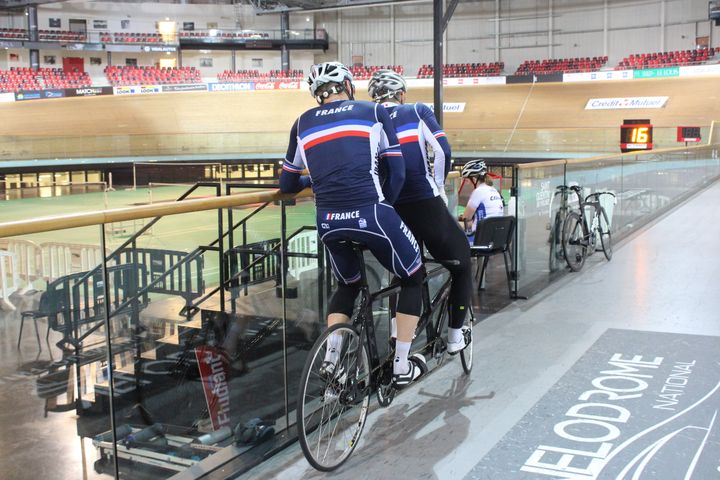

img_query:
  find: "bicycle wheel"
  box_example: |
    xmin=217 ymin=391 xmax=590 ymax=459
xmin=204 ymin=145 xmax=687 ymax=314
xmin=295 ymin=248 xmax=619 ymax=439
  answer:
xmin=297 ymin=323 xmax=370 ymax=471
xmin=460 ymin=307 xmax=474 ymax=374
xmin=598 ymin=207 xmax=613 ymax=261
xmin=562 ymin=211 xmax=586 ymax=272
xmin=548 ymin=212 xmax=563 ymax=273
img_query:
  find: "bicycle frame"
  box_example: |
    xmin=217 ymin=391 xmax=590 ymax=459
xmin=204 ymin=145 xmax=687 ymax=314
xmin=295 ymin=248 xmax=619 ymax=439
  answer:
xmin=347 ymin=250 xmax=453 ymax=398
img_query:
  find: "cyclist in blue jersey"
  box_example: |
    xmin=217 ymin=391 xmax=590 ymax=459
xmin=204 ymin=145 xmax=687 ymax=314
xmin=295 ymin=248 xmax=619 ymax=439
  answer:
xmin=279 ymin=62 xmax=427 ymax=388
xmin=368 ymin=69 xmax=472 ymax=354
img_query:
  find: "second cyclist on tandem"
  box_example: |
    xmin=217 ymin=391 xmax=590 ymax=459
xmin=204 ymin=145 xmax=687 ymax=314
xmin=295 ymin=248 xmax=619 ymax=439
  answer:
xmin=280 ymin=62 xmax=472 ymax=389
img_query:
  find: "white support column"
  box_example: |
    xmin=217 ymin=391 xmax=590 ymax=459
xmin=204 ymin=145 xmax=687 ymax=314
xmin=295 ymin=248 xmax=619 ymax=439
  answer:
xmin=603 ymin=0 xmax=608 ymax=57
xmin=495 ymin=0 xmax=500 ymax=62
xmin=660 ymin=0 xmax=666 ymax=52
xmin=391 ymin=4 xmax=396 ymax=66
xmin=443 ymin=0 xmax=448 ymax=63
xmin=337 ymin=10 xmax=343 ymax=62
xmin=548 ymin=0 xmax=553 ymax=59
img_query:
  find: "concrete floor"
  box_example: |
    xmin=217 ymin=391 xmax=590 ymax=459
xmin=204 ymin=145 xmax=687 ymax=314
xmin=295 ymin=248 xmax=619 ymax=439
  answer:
xmin=236 ymin=180 xmax=720 ymax=479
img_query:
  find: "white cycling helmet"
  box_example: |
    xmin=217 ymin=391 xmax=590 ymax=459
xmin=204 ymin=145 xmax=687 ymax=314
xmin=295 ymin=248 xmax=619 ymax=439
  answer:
xmin=368 ymin=69 xmax=407 ymax=102
xmin=307 ymin=61 xmax=354 ymax=104
xmin=461 ymin=159 xmax=488 ymax=178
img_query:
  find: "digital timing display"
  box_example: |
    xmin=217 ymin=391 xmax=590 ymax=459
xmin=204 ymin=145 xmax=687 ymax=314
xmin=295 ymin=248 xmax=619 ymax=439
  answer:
xmin=620 ymin=119 xmax=653 ymax=153
xmin=677 ymin=126 xmax=701 ymax=143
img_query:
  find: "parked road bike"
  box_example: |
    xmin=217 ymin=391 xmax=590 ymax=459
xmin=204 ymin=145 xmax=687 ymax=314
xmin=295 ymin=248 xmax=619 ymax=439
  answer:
xmin=296 ymin=242 xmax=474 ymax=471
xmin=561 ymin=185 xmax=616 ymax=271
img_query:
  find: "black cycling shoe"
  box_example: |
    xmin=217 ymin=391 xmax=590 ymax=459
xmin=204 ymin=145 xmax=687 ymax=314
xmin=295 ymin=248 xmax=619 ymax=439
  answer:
xmin=392 ymin=354 xmax=427 ymax=389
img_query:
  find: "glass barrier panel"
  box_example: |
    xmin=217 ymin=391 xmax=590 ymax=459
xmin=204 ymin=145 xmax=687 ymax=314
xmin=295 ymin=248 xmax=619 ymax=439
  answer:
xmin=515 ymin=161 xmax=566 ymax=295
xmin=0 ymin=226 xmax=110 ymax=479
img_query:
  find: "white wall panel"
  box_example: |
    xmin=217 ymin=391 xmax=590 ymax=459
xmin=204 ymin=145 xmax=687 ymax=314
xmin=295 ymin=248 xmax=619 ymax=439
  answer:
xmin=608 ymin=0 xmax=661 ymax=30
xmin=554 ymin=31 xmax=604 ymax=59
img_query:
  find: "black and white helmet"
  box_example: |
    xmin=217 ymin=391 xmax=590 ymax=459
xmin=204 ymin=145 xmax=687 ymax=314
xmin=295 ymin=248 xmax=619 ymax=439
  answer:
xmin=307 ymin=61 xmax=354 ymax=103
xmin=368 ymin=69 xmax=407 ymax=102
xmin=461 ymin=159 xmax=488 ymax=178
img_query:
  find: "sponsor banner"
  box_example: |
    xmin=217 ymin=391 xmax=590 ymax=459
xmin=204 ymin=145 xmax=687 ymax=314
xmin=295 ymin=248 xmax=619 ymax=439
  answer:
xmin=679 ymin=64 xmax=720 ymax=77
xmin=15 ymin=91 xmax=42 ymax=101
xmin=443 ymin=76 xmax=506 ymax=86
xmin=585 ymin=96 xmax=669 ymax=110
xmin=506 ymin=73 xmax=564 ymax=84
xmin=254 ymin=81 xmax=276 ymax=90
xmin=633 ymin=67 xmax=680 ymax=79
xmin=139 ymin=85 xmax=161 ymax=94
xmin=563 ymin=70 xmax=633 ymax=82
xmin=42 ymin=89 xmax=65 ymax=99
xmin=253 ymin=81 xmax=302 ymax=90
xmin=276 ymin=81 xmax=301 ymax=90
xmin=64 ymin=86 xmax=114 ymax=97
xmin=0 ymin=92 xmax=17 ymax=103
xmin=468 ymin=329 xmax=720 ymax=480
xmin=161 ymin=83 xmax=208 ymax=93
xmin=194 ymin=346 xmax=231 ymax=430
xmin=208 ymin=82 xmax=255 ymax=92
xmin=113 ymin=86 xmax=140 ymax=95
xmin=424 ymin=102 xmax=467 ymax=113
xmin=142 ymin=45 xmax=177 ymax=53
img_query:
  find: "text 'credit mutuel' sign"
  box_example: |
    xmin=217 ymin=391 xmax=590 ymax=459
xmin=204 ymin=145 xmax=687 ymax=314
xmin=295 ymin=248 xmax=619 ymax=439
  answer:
xmin=585 ymin=97 xmax=669 ymax=110
xmin=468 ymin=329 xmax=720 ymax=480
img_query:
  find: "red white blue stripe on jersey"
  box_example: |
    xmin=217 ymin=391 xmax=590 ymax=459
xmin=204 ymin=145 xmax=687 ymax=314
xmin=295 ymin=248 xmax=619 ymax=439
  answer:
xmin=300 ymin=119 xmax=375 ymax=151
xmin=396 ymin=122 xmax=420 ymax=145
xmin=282 ymin=160 xmax=303 ymax=173
xmin=380 ymin=145 xmax=403 ymax=157
xmin=433 ymin=131 xmax=446 ymax=139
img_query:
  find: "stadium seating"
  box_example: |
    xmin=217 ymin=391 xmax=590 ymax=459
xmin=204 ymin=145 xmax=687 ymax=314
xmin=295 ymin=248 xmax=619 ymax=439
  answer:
xmin=0 ymin=28 xmax=27 ymax=40
xmin=0 ymin=68 xmax=41 ymax=93
xmin=104 ymin=66 xmax=202 ymax=85
xmin=217 ymin=69 xmax=304 ymax=82
xmin=514 ymin=56 xmax=607 ymax=75
xmin=615 ymin=48 xmax=716 ymax=69
xmin=416 ymin=62 xmax=504 ymax=78
xmin=349 ymin=65 xmax=405 ymax=80
xmin=179 ymin=30 xmax=270 ymax=39
xmin=100 ymin=32 xmax=164 ymax=44
xmin=39 ymin=68 xmax=91 ymax=89
xmin=38 ymin=29 xmax=86 ymax=42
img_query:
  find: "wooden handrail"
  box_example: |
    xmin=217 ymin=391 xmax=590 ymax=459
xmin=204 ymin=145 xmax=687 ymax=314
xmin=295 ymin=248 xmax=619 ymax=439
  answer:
xmin=0 ymin=172 xmax=464 ymax=238
xmin=0 ymin=187 xmax=312 ymax=238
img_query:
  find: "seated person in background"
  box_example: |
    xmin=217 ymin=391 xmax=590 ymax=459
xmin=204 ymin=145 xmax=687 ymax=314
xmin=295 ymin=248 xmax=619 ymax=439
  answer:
xmin=459 ymin=159 xmax=504 ymax=242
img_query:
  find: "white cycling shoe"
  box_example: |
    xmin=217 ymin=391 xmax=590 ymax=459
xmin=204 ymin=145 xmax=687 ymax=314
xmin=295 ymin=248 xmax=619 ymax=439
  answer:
xmin=447 ymin=326 xmax=471 ymax=355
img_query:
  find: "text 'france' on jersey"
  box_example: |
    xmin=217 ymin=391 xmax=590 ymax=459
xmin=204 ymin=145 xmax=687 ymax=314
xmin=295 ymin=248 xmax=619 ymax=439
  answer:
xmin=382 ymin=102 xmax=452 ymax=204
xmin=282 ymin=99 xmax=403 ymax=209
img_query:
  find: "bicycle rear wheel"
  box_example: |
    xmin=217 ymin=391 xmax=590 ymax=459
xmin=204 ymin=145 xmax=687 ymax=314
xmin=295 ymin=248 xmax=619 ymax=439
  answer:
xmin=297 ymin=323 xmax=370 ymax=471
xmin=562 ymin=211 xmax=586 ymax=272
xmin=460 ymin=307 xmax=474 ymax=374
xmin=598 ymin=207 xmax=613 ymax=261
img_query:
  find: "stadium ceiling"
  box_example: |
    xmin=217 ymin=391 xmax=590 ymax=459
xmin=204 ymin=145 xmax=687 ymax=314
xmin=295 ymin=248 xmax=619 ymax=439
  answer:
xmin=0 ymin=0 xmax=428 ymax=13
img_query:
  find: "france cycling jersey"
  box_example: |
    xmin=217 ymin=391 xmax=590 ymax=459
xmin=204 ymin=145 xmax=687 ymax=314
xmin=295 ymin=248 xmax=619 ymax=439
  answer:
xmin=381 ymin=102 xmax=452 ymax=204
xmin=281 ymin=99 xmax=404 ymax=209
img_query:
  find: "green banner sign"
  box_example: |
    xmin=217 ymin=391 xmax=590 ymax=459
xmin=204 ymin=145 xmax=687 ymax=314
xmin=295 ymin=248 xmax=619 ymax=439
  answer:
xmin=633 ymin=67 xmax=680 ymax=79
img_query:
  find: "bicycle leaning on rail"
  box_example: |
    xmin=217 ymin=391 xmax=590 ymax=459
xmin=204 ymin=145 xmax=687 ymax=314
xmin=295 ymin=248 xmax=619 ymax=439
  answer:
xmin=561 ymin=185 xmax=616 ymax=271
xmin=296 ymin=242 xmax=474 ymax=471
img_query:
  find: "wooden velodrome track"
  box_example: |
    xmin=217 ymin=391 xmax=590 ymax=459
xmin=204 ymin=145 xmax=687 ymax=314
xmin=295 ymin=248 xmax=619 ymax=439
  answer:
xmin=1 ymin=76 xmax=719 ymax=160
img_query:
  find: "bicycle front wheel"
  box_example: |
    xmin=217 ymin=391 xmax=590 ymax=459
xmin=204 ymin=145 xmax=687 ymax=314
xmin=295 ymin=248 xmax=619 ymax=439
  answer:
xmin=460 ymin=307 xmax=474 ymax=374
xmin=562 ymin=211 xmax=586 ymax=272
xmin=297 ymin=323 xmax=370 ymax=471
xmin=598 ymin=207 xmax=613 ymax=261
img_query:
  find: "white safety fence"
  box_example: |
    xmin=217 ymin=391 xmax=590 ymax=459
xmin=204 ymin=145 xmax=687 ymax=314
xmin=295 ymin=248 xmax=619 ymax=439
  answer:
xmin=0 ymin=250 xmax=20 ymax=311
xmin=0 ymin=239 xmax=43 ymax=293
xmin=0 ymin=239 xmax=104 ymax=297
xmin=40 ymin=242 xmax=104 ymax=282
xmin=288 ymin=231 xmax=318 ymax=279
